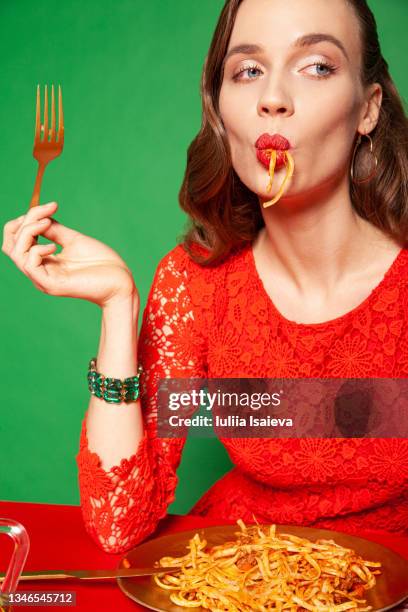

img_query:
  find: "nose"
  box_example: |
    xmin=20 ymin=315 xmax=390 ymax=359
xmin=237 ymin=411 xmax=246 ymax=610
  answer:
xmin=257 ymin=75 xmax=294 ymax=117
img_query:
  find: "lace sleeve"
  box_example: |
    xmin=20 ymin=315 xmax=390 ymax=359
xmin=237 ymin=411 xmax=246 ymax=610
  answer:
xmin=75 ymin=246 xmax=207 ymax=553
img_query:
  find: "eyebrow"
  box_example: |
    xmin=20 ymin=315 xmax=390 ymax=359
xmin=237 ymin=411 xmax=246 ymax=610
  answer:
xmin=223 ymin=33 xmax=349 ymax=65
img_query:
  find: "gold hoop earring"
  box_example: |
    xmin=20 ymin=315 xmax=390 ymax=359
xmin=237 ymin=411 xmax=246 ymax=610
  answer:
xmin=350 ymin=133 xmax=378 ymax=184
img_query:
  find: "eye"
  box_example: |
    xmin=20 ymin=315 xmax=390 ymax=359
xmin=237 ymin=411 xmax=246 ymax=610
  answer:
xmin=232 ymin=63 xmax=263 ymax=82
xmin=303 ymin=61 xmax=337 ymax=79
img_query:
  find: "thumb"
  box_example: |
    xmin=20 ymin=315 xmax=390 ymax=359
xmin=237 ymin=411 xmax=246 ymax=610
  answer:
xmin=40 ymin=217 xmax=80 ymax=246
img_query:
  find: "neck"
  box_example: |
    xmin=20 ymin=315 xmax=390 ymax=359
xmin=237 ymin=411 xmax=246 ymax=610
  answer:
xmin=256 ymin=178 xmax=397 ymax=293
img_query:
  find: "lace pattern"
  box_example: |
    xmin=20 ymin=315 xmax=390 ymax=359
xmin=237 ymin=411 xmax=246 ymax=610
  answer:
xmin=76 ymin=247 xmax=207 ymax=552
xmin=77 ymin=243 xmax=408 ymax=553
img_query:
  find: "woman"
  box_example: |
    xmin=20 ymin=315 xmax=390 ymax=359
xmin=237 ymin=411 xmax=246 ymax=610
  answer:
xmin=2 ymin=0 xmax=407 ymax=554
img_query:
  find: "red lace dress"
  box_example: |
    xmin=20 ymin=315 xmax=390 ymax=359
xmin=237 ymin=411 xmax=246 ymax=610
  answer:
xmin=76 ymin=242 xmax=408 ymax=553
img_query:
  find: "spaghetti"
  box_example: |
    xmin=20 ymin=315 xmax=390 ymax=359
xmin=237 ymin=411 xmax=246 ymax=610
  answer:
xmin=263 ymin=149 xmax=294 ymax=208
xmin=153 ymin=519 xmax=381 ymax=611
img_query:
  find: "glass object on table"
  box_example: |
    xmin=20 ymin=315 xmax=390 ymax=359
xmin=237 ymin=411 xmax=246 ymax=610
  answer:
xmin=0 ymin=519 xmax=30 ymax=611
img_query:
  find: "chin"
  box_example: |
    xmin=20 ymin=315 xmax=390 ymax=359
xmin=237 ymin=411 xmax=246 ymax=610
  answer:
xmin=234 ymin=165 xmax=292 ymax=203
xmin=257 ymin=176 xmax=286 ymax=200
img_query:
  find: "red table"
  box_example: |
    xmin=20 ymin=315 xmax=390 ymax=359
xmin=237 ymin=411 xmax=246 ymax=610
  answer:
xmin=0 ymin=501 xmax=407 ymax=611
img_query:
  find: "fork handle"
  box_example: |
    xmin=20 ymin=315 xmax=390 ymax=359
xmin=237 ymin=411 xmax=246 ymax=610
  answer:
xmin=29 ymin=161 xmax=48 ymax=245
xmin=30 ymin=161 xmax=47 ymax=209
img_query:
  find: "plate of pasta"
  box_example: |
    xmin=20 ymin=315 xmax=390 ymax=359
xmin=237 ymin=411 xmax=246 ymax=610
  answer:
xmin=117 ymin=519 xmax=408 ymax=612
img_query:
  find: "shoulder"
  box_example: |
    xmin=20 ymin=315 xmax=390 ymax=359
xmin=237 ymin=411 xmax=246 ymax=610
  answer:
xmin=157 ymin=241 xmax=249 ymax=277
xmin=378 ymin=246 xmax=408 ymax=328
xmin=390 ymin=246 xmax=408 ymax=292
xmin=155 ymin=241 xmax=251 ymax=307
xmin=153 ymin=244 xmax=190 ymax=279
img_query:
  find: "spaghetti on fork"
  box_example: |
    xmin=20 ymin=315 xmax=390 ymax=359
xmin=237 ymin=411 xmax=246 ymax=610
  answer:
xmin=153 ymin=519 xmax=381 ymax=612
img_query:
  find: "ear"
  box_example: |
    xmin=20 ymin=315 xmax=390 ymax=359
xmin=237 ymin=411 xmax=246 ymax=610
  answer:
xmin=357 ymin=82 xmax=383 ymax=135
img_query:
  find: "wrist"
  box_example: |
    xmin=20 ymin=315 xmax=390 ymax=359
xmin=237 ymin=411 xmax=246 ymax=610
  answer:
xmin=98 ymin=293 xmax=140 ymax=376
xmin=102 ymin=291 xmax=140 ymax=319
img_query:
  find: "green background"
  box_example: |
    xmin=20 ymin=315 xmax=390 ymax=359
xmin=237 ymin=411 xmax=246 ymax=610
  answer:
xmin=0 ymin=0 xmax=407 ymax=513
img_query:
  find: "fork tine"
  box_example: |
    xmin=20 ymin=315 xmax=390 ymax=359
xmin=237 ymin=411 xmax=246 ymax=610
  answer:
xmin=58 ymin=85 xmax=64 ymax=143
xmin=50 ymin=84 xmax=56 ymax=142
xmin=34 ymin=84 xmax=41 ymax=143
xmin=43 ymin=84 xmax=49 ymax=142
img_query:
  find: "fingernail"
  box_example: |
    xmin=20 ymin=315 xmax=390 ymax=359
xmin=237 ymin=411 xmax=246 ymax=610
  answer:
xmin=46 ymin=202 xmax=57 ymax=207
xmin=40 ymin=218 xmax=48 ymax=224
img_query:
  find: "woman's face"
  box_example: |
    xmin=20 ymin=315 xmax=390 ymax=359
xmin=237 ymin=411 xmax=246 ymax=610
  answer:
xmin=218 ymin=0 xmax=381 ymax=206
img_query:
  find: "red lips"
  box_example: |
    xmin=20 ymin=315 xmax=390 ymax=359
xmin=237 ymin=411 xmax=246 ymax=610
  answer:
xmin=255 ymin=133 xmax=291 ymax=150
xmin=255 ymin=133 xmax=291 ymax=170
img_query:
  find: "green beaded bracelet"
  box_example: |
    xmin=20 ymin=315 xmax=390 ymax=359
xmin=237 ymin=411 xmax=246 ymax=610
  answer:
xmin=87 ymin=357 xmax=143 ymax=404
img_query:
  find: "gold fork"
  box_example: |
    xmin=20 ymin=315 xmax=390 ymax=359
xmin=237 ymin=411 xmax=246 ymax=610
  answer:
xmin=29 ymin=84 xmax=64 ymax=241
xmin=30 ymin=84 xmax=64 ymax=208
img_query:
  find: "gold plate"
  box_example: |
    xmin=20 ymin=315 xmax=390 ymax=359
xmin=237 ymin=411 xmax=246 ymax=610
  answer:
xmin=117 ymin=524 xmax=408 ymax=612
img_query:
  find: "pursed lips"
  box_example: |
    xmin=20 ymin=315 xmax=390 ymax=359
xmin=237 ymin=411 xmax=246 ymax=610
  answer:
xmin=255 ymin=133 xmax=292 ymax=170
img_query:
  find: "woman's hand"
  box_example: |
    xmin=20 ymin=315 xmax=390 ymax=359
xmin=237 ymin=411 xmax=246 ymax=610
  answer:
xmin=2 ymin=202 xmax=139 ymax=309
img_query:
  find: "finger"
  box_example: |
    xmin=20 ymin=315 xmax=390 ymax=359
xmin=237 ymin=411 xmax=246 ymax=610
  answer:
xmin=23 ymin=242 xmax=57 ymax=292
xmin=40 ymin=218 xmax=79 ymax=247
xmin=2 ymin=215 xmax=26 ymax=254
xmin=26 ymin=201 xmax=58 ymax=218
xmin=19 ymin=202 xmax=57 ymax=229
xmin=14 ymin=202 xmax=58 ymax=242
xmin=2 ymin=202 xmax=58 ymax=256
xmin=11 ymin=218 xmax=53 ymax=265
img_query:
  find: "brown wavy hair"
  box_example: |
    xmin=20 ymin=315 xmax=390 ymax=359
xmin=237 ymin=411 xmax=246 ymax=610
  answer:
xmin=177 ymin=0 xmax=408 ymax=267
